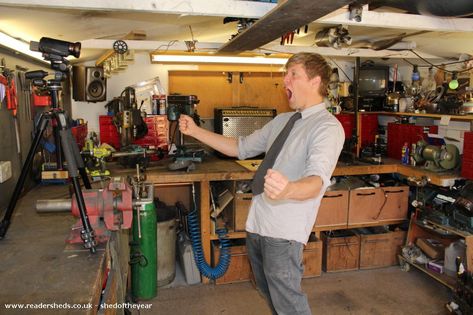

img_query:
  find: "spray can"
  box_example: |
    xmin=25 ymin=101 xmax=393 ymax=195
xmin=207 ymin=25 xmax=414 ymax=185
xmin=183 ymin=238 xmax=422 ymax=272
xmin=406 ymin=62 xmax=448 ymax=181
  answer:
xmin=151 ymin=95 xmax=159 ymax=115
xmin=401 ymin=142 xmax=410 ymax=165
xmin=159 ymin=95 xmax=167 ymax=115
xmin=131 ymin=198 xmax=157 ymax=300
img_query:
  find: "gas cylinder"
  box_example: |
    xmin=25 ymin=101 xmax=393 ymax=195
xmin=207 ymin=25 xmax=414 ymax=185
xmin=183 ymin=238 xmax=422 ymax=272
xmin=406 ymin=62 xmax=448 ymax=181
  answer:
xmin=131 ymin=200 xmax=157 ymax=300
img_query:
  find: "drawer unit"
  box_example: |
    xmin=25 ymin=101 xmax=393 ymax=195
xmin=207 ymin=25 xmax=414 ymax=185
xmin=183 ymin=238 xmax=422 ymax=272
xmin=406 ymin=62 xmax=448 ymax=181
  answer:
xmin=348 ymin=186 xmax=409 ymax=225
xmin=314 ymin=190 xmax=349 ymax=230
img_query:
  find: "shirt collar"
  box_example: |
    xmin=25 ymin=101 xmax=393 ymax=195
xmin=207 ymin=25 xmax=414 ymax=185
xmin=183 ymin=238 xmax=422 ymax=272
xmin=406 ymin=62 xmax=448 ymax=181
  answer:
xmin=298 ymin=102 xmax=326 ymax=120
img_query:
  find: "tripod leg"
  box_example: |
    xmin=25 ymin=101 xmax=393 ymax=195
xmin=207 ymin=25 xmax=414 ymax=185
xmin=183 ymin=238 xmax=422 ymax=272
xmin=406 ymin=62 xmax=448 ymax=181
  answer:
xmin=67 ymin=131 xmax=92 ymax=189
xmin=0 ymin=113 xmax=50 ymax=239
xmin=57 ymin=113 xmax=96 ymax=253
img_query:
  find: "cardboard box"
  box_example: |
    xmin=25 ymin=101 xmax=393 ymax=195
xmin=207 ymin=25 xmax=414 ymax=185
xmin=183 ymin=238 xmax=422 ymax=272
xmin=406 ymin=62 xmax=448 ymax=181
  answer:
xmin=416 ymin=238 xmax=445 ymax=259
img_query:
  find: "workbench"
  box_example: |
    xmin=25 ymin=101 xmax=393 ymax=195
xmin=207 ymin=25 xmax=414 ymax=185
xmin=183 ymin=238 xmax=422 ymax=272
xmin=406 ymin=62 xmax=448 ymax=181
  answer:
xmin=0 ymin=185 xmax=129 ymax=315
xmin=113 ymin=156 xmax=462 ymax=284
xmin=0 ymin=156 xmax=461 ymax=304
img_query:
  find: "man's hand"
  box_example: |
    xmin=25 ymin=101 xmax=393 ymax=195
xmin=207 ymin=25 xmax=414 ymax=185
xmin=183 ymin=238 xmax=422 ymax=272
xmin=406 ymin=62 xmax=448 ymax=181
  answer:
xmin=179 ymin=114 xmax=198 ymax=136
xmin=263 ymin=169 xmax=290 ymax=200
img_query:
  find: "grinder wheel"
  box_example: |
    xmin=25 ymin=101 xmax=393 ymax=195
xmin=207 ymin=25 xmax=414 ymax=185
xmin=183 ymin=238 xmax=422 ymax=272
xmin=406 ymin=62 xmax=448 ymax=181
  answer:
xmin=439 ymin=144 xmax=460 ymax=170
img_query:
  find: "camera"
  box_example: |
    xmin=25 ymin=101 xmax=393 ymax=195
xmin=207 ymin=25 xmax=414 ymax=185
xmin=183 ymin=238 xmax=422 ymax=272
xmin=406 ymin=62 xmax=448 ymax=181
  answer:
xmin=30 ymin=37 xmax=81 ymax=58
xmin=30 ymin=37 xmax=81 ymax=72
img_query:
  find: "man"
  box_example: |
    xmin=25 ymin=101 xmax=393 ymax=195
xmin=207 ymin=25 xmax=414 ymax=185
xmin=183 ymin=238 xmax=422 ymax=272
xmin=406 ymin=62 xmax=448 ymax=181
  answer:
xmin=179 ymin=52 xmax=344 ymax=314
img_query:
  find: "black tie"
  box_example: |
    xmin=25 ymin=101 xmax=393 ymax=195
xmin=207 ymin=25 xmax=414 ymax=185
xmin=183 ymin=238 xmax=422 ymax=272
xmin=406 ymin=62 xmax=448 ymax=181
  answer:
xmin=251 ymin=112 xmax=302 ymax=196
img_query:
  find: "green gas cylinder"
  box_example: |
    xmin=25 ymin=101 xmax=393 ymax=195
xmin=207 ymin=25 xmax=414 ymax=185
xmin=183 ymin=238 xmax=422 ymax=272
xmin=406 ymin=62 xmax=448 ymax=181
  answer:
xmin=131 ymin=200 xmax=157 ymax=300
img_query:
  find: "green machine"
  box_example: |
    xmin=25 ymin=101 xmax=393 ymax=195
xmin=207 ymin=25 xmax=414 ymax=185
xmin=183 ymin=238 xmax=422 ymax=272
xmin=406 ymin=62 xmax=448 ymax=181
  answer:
xmin=130 ymin=177 xmax=157 ymax=300
xmin=413 ymin=139 xmax=460 ymax=172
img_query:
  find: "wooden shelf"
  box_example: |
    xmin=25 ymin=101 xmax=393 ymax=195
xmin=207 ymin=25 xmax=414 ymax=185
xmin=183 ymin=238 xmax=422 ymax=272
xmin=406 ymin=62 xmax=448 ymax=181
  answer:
xmin=210 ymin=231 xmax=246 ymax=240
xmin=398 ymin=255 xmax=456 ymax=290
xmin=358 ymin=111 xmax=473 ymax=121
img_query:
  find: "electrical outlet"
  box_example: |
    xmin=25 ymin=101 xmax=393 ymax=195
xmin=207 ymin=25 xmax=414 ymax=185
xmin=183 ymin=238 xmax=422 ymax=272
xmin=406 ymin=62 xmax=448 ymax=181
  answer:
xmin=0 ymin=161 xmax=12 ymax=183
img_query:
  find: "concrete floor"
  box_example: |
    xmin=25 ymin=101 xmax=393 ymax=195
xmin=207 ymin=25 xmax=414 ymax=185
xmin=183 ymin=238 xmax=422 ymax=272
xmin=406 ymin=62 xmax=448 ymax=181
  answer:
xmin=146 ymin=266 xmax=450 ymax=315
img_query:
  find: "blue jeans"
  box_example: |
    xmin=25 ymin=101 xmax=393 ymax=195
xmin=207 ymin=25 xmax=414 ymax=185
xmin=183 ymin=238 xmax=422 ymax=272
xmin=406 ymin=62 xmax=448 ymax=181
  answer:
xmin=246 ymin=232 xmax=311 ymax=315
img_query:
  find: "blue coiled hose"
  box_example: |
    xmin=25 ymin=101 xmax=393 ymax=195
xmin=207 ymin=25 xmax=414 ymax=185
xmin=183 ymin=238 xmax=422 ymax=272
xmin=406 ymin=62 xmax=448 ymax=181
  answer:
xmin=187 ymin=209 xmax=231 ymax=280
xmin=186 ymin=183 xmax=231 ymax=280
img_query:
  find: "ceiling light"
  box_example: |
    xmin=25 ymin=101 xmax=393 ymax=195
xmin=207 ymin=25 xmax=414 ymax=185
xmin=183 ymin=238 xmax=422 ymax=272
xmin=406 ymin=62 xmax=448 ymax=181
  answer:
xmin=0 ymin=32 xmax=47 ymax=63
xmin=150 ymin=53 xmax=289 ymax=65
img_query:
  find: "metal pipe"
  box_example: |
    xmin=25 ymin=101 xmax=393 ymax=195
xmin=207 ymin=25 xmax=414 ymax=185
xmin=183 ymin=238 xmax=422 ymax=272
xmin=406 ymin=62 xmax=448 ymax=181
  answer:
xmin=36 ymin=199 xmax=72 ymax=213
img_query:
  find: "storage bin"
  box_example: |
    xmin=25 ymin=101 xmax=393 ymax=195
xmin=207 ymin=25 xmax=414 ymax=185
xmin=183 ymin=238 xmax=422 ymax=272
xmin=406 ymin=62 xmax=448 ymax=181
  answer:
xmin=234 ymin=193 xmax=252 ymax=231
xmin=322 ymin=230 xmax=360 ymax=272
xmin=356 ymin=227 xmax=406 ymax=269
xmin=212 ymin=240 xmax=251 ymax=284
xmin=303 ymin=234 xmax=322 ymax=278
xmin=348 ymin=186 xmax=409 ymax=225
xmin=314 ymin=190 xmax=349 ymax=230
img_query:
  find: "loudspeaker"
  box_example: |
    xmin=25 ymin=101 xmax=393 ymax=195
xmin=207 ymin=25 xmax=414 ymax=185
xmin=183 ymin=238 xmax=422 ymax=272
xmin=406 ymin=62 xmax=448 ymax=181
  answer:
xmin=86 ymin=67 xmax=106 ymax=102
xmin=72 ymin=66 xmax=106 ymax=102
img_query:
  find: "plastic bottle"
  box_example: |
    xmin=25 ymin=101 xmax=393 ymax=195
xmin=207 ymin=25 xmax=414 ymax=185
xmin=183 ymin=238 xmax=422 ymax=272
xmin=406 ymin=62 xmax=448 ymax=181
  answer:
xmin=444 ymin=240 xmax=466 ymax=277
xmin=401 ymin=142 xmax=409 ymax=165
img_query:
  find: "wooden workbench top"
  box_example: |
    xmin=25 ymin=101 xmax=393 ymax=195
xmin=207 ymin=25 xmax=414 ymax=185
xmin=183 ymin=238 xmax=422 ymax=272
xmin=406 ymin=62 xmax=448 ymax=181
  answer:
xmin=112 ymin=156 xmax=461 ymax=187
xmin=0 ymin=185 xmax=106 ymax=314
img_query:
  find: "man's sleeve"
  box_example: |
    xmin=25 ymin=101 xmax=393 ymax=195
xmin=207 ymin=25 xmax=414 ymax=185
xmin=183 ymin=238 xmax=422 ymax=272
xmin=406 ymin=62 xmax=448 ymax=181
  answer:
xmin=237 ymin=118 xmax=275 ymax=160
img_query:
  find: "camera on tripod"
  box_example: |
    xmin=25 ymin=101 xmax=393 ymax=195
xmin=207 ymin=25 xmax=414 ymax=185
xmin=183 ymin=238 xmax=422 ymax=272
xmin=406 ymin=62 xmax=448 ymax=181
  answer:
xmin=30 ymin=37 xmax=81 ymax=72
xmin=0 ymin=36 xmax=98 ymax=253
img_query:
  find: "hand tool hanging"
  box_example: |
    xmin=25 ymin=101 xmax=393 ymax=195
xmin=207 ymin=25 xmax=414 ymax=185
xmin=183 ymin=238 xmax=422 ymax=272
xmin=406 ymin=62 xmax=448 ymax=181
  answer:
xmin=0 ymin=66 xmax=21 ymax=155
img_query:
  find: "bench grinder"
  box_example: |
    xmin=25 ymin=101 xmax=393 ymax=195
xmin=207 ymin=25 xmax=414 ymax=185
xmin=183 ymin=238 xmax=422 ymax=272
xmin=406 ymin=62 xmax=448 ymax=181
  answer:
xmin=413 ymin=139 xmax=460 ymax=172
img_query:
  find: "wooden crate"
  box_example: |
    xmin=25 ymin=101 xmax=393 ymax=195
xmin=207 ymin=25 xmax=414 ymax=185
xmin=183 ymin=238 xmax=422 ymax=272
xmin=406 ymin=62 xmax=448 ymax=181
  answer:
xmin=303 ymin=235 xmax=322 ymax=278
xmin=348 ymin=186 xmax=409 ymax=225
xmin=390 ymin=230 xmax=407 ymax=265
xmin=359 ymin=229 xmax=407 ymax=269
xmin=212 ymin=241 xmax=252 ymax=285
xmin=322 ymin=231 xmax=360 ymax=272
xmin=234 ymin=193 xmax=252 ymax=231
xmin=314 ymin=190 xmax=349 ymax=230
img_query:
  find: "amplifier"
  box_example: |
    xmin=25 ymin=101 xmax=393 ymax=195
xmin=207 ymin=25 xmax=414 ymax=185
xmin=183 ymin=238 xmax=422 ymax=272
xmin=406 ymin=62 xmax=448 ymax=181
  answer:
xmin=214 ymin=107 xmax=276 ymax=137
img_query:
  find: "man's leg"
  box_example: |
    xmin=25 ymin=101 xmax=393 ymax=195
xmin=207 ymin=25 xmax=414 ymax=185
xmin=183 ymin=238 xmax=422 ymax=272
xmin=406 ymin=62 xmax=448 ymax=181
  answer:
xmin=246 ymin=232 xmax=278 ymax=315
xmin=262 ymin=236 xmax=311 ymax=315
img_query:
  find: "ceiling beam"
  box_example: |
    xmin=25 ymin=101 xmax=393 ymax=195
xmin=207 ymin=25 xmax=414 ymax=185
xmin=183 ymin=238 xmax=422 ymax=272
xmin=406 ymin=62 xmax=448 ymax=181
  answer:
xmin=0 ymin=0 xmax=274 ymax=18
xmin=82 ymin=38 xmax=446 ymax=60
xmin=262 ymin=44 xmax=445 ymax=60
xmin=81 ymin=39 xmax=222 ymax=51
xmin=317 ymin=7 xmax=473 ymax=32
xmin=218 ymin=0 xmax=351 ymax=53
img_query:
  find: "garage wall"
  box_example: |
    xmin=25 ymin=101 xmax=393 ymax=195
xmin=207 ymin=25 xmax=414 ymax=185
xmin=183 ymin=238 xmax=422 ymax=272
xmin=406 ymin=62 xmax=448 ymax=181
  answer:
xmin=0 ymin=50 xmax=49 ymax=213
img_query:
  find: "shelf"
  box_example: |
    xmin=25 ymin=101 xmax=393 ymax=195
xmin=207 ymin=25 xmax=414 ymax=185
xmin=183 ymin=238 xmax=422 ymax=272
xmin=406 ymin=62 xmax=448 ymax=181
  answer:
xmin=210 ymin=231 xmax=246 ymax=240
xmin=398 ymin=255 xmax=456 ymax=290
xmin=415 ymin=219 xmax=473 ymax=239
xmin=356 ymin=111 xmax=473 ymax=121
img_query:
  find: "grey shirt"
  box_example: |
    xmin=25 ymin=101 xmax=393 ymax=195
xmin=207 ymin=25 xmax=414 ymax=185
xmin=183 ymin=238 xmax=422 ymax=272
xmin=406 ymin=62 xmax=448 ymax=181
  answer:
xmin=238 ymin=103 xmax=345 ymax=244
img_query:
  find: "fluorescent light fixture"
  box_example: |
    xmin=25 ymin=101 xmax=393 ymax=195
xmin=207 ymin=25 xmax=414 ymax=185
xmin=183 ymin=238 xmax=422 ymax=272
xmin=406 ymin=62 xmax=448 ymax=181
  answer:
xmin=0 ymin=32 xmax=47 ymax=63
xmin=151 ymin=53 xmax=288 ymax=65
